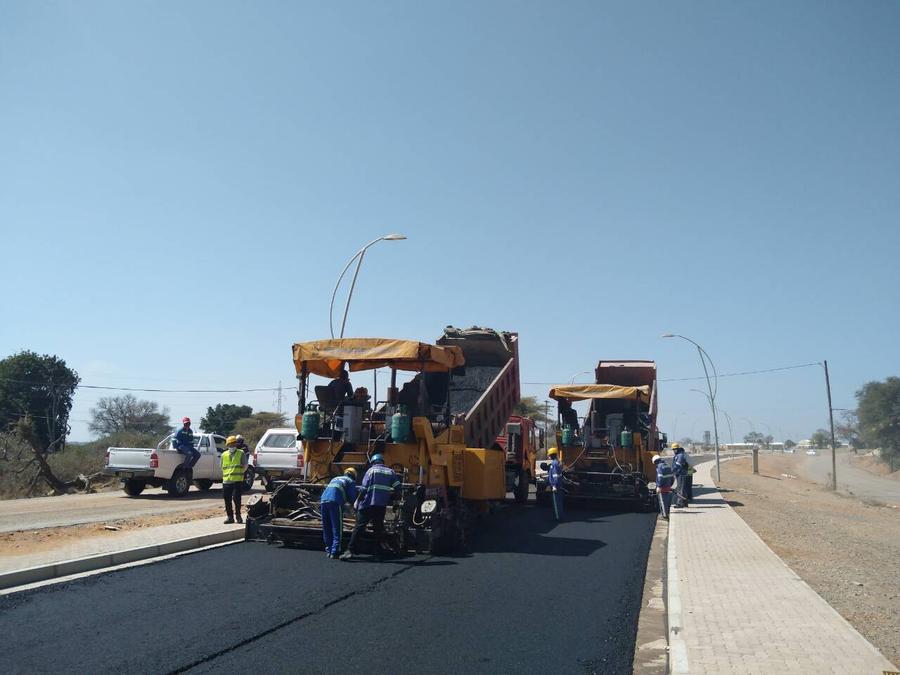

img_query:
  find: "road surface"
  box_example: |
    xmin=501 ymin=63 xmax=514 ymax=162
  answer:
xmin=785 ymin=450 xmax=900 ymax=506
xmin=0 ymin=501 xmax=655 ymax=674
xmin=0 ymin=485 xmax=264 ymax=533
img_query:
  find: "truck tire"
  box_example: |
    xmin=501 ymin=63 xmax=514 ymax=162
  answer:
xmin=194 ymin=479 xmax=213 ymax=491
xmin=514 ymin=468 xmax=529 ymax=504
xmin=167 ymin=470 xmax=191 ymax=497
xmin=242 ymin=467 xmax=256 ymax=492
xmin=123 ymin=479 xmax=146 ymax=497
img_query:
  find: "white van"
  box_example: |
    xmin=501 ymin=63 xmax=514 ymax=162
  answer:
xmin=254 ymin=428 xmax=304 ymax=488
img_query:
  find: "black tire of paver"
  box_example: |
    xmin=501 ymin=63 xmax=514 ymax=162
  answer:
xmin=123 ymin=479 xmax=146 ymax=496
xmin=242 ymin=468 xmax=255 ymax=492
xmin=167 ymin=470 xmax=191 ymax=497
xmin=194 ymin=479 xmax=213 ymax=491
xmin=514 ymin=469 xmax=529 ymax=504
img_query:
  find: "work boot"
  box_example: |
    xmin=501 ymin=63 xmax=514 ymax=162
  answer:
xmin=224 ymin=517 xmax=235 ymax=524
xmin=236 ymin=516 xmax=244 ymax=524
xmin=339 ymin=551 xmax=354 ymax=561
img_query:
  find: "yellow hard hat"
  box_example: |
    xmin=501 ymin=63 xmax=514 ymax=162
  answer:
xmin=671 ymin=442 xmax=681 ymax=450
xmin=226 ymin=435 xmax=237 ymax=446
xmin=344 ymin=467 xmax=357 ymax=478
xmin=547 ymin=447 xmax=559 ymax=456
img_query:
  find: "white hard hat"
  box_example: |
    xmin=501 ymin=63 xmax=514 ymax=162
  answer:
xmin=652 ymin=454 xmax=662 ymax=464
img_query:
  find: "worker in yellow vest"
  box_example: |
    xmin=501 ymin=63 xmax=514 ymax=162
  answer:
xmin=221 ymin=435 xmax=249 ymax=524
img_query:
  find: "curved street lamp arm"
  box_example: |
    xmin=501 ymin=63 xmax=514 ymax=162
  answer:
xmin=329 ymin=248 xmax=365 ymax=339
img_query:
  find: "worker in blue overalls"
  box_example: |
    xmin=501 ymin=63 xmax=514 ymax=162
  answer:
xmin=653 ymin=454 xmax=675 ymax=519
xmin=320 ymin=467 xmax=358 ymax=559
xmin=548 ymin=447 xmax=565 ymax=521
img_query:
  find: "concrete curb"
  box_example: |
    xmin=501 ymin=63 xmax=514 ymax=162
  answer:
xmin=0 ymin=526 xmax=245 ymax=591
xmin=633 ymin=514 xmax=668 ymax=675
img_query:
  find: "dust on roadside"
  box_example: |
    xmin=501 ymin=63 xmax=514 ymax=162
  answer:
xmin=719 ymin=456 xmax=900 ymax=667
xmin=0 ymin=507 xmax=223 ymax=557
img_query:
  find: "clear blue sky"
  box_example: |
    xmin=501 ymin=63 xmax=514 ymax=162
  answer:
xmin=1 ymin=1 xmax=898 ymax=443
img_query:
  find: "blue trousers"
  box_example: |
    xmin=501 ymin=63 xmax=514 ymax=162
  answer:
xmin=657 ymin=490 xmax=672 ymax=518
xmin=178 ymin=448 xmax=200 ymax=469
xmin=321 ymin=501 xmax=343 ymax=554
xmin=551 ymin=487 xmax=564 ymax=521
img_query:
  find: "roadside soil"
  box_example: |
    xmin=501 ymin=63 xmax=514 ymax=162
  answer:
xmin=720 ymin=456 xmax=900 ymax=667
xmin=0 ymin=507 xmax=222 ymax=558
xmin=850 ymin=453 xmax=900 ymax=481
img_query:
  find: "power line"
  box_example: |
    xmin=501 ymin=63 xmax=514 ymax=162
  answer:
xmin=0 ymin=376 xmax=283 ymax=394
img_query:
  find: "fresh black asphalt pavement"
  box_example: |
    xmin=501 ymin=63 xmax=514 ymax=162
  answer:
xmin=0 ymin=501 xmax=655 ymax=675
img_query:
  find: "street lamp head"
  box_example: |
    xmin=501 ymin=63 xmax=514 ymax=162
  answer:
xmin=383 ymin=233 xmax=407 ymax=241
xmin=661 ymin=333 xmax=675 ymax=338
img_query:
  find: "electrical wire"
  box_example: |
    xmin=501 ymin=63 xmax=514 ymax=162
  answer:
xmin=523 ymin=361 xmax=821 ymax=386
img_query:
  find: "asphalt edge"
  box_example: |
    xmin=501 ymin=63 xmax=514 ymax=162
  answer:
xmin=0 ymin=526 xmax=245 ymax=591
xmin=633 ymin=514 xmax=668 ymax=675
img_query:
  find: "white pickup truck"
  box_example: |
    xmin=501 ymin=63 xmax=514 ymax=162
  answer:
xmin=104 ymin=432 xmax=256 ymax=497
xmin=253 ymin=427 xmax=305 ymax=489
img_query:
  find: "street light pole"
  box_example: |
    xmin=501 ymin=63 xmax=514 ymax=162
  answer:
xmin=329 ymin=234 xmax=406 ymax=339
xmin=823 ymin=360 xmax=837 ymax=491
xmin=663 ymin=333 xmax=722 ymax=483
xmin=569 ymin=370 xmax=592 ymax=384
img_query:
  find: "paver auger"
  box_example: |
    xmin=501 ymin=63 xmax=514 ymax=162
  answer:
xmin=245 ymin=326 xmax=520 ymax=553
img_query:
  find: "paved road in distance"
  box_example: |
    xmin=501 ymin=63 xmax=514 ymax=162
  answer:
xmin=0 ymin=500 xmax=655 ymax=675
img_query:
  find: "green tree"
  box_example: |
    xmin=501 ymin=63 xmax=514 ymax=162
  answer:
xmin=784 ymin=439 xmax=797 ymax=450
xmin=856 ymin=377 xmax=900 ymax=464
xmin=810 ymin=429 xmax=830 ymax=449
xmin=513 ymin=396 xmax=550 ymax=424
xmin=200 ymin=403 xmax=253 ymax=435
xmin=232 ymin=411 xmax=288 ymax=448
xmin=89 ymin=394 xmax=170 ymax=437
xmin=743 ymin=431 xmax=765 ymax=445
xmin=0 ymin=351 xmax=81 ymax=494
xmin=834 ymin=409 xmax=861 ymax=449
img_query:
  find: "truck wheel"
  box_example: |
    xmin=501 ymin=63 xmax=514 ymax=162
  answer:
xmin=167 ymin=470 xmax=191 ymax=497
xmin=242 ymin=468 xmax=256 ymax=492
xmin=194 ymin=479 xmax=213 ymax=491
xmin=514 ymin=469 xmax=529 ymax=504
xmin=123 ymin=479 xmax=146 ymax=497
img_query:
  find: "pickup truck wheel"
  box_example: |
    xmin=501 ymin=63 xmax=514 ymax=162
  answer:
xmin=242 ymin=468 xmax=256 ymax=492
xmin=167 ymin=470 xmax=191 ymax=497
xmin=194 ymin=479 xmax=213 ymax=491
xmin=514 ymin=469 xmax=529 ymax=504
xmin=123 ymin=479 xmax=146 ymax=497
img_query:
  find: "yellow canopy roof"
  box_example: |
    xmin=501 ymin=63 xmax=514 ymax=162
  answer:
xmin=292 ymin=338 xmax=466 ymax=378
xmin=549 ymin=383 xmax=650 ymax=402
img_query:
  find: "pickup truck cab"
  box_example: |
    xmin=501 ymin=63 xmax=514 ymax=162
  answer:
xmin=104 ymin=432 xmax=256 ymax=497
xmin=254 ymin=428 xmax=304 ymax=489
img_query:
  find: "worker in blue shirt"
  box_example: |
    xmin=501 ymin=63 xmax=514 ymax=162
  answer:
xmin=172 ymin=417 xmax=200 ymax=470
xmin=671 ymin=444 xmax=689 ymax=508
xmin=547 ymin=447 xmax=565 ymax=521
xmin=320 ymin=468 xmax=358 ymax=559
xmin=653 ymin=454 xmax=675 ymax=519
xmin=341 ymin=454 xmax=401 ymax=560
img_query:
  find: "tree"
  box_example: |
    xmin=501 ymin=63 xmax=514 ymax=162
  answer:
xmin=513 ymin=396 xmax=550 ymax=424
xmin=810 ymin=429 xmax=830 ymax=449
xmin=856 ymin=377 xmax=900 ymax=464
xmin=762 ymin=434 xmax=774 ymax=449
xmin=0 ymin=351 xmax=81 ymax=494
xmin=232 ymin=411 xmax=288 ymax=448
xmin=743 ymin=431 xmax=765 ymax=445
xmin=784 ymin=439 xmax=796 ymax=450
xmin=200 ymin=403 xmax=253 ymax=435
xmin=834 ymin=409 xmax=861 ymax=449
xmin=89 ymin=395 xmax=170 ymax=437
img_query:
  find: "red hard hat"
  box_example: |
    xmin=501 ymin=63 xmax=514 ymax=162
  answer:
xmin=182 ymin=417 xmax=191 ymax=424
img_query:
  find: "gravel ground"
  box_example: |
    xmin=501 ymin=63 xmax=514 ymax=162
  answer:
xmin=720 ymin=456 xmax=900 ymax=666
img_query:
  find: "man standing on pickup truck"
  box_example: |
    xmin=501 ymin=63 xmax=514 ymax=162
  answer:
xmin=173 ymin=417 xmax=200 ymax=471
xmin=221 ymin=435 xmax=248 ymax=524
xmin=341 ymin=454 xmax=400 ymax=561
xmin=548 ymin=447 xmax=565 ymax=521
xmin=321 ymin=468 xmax=358 ymax=558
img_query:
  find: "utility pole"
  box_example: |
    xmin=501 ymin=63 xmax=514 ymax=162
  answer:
xmin=824 ymin=360 xmax=837 ymax=491
xmin=276 ymin=380 xmax=283 ymax=415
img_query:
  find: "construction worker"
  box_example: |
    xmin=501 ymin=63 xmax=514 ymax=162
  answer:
xmin=653 ymin=454 xmax=675 ymax=519
xmin=173 ymin=417 xmax=200 ymax=471
xmin=328 ymin=368 xmax=354 ymax=402
xmin=672 ymin=444 xmax=689 ymax=508
xmin=320 ymin=468 xmax=358 ymax=559
xmin=547 ymin=447 xmax=564 ymax=521
xmin=221 ymin=435 xmax=248 ymax=524
xmin=341 ymin=453 xmax=400 ymax=560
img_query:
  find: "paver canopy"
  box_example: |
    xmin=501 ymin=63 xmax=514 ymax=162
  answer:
xmin=548 ymin=383 xmax=651 ymax=403
xmin=292 ymin=338 xmax=466 ymax=378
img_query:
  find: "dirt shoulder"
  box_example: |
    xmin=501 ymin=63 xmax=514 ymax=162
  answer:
xmin=850 ymin=453 xmax=900 ymax=481
xmin=0 ymin=508 xmax=222 ymax=558
xmin=719 ymin=456 xmax=900 ymax=667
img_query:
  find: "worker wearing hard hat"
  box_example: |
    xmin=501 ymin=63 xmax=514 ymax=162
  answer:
xmin=547 ymin=447 xmax=565 ymax=521
xmin=653 ymin=454 xmax=675 ymax=519
xmin=671 ymin=444 xmax=690 ymax=508
xmin=320 ymin=468 xmax=358 ymax=559
xmin=341 ymin=453 xmax=401 ymax=560
xmin=173 ymin=416 xmax=200 ymax=471
xmin=221 ymin=435 xmax=249 ymax=524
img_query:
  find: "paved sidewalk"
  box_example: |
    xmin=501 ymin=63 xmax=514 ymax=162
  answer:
xmin=0 ymin=517 xmax=244 ymax=574
xmin=668 ymin=460 xmax=896 ymax=675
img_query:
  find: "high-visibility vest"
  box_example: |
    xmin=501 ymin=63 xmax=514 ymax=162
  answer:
xmin=221 ymin=449 xmax=245 ymax=483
